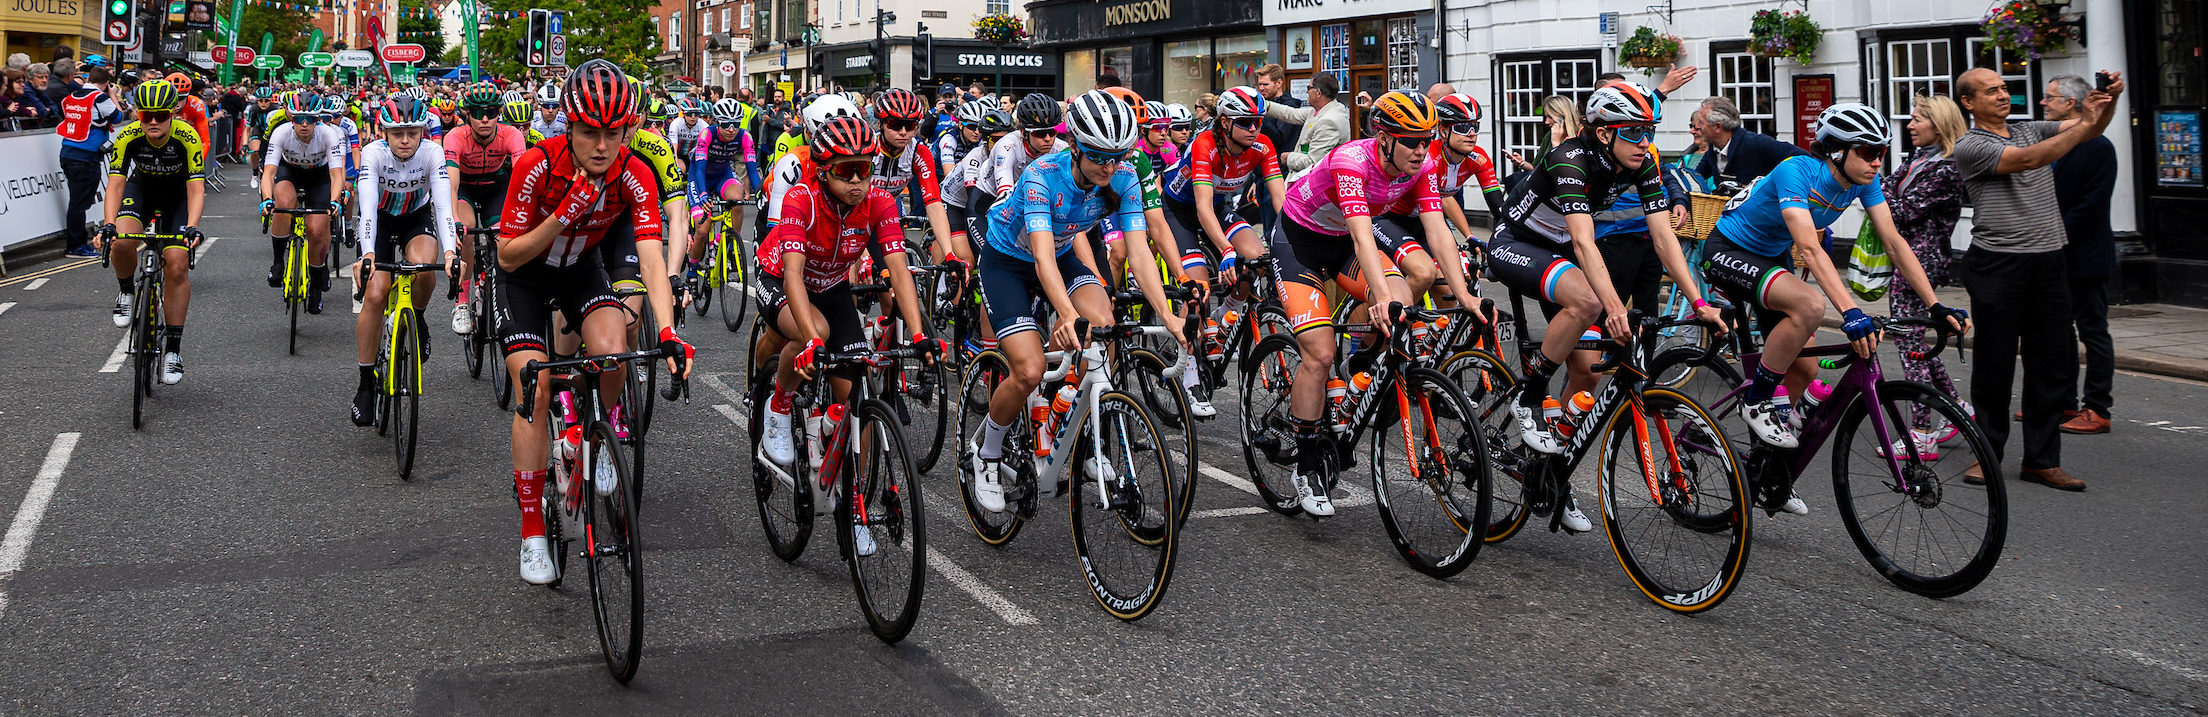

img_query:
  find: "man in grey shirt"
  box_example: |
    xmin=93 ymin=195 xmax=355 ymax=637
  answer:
xmin=1950 ymin=67 xmax=2123 ymax=491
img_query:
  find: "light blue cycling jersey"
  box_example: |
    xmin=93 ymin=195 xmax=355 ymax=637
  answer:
xmin=984 ymin=150 xmax=1147 ymax=262
xmin=1712 ymin=155 xmax=1884 ymax=257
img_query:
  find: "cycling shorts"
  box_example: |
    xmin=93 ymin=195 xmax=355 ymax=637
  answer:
xmin=944 ymin=202 xmax=968 ymax=239
xmin=1160 ymin=198 xmax=1254 ymax=266
xmin=1699 ymin=229 xmax=1793 ymax=332
xmin=493 ymin=259 xmax=625 ymax=355
xmin=756 ymin=280 xmax=869 ymax=358
xmin=976 ymin=240 xmax=1099 ymax=341
xmin=273 ymin=162 xmax=334 ymax=202
xmin=1268 ymin=217 xmax=1398 ymax=335
xmin=115 ymin=181 xmax=186 ymax=231
xmin=371 ymin=204 xmax=438 ymax=260
xmin=695 ymin=166 xmax=740 ymax=207
xmin=1486 ymin=225 xmax=1580 ymax=306
xmin=457 ymin=181 xmax=507 ymax=226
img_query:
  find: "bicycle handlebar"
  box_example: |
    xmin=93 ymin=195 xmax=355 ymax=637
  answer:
xmin=1884 ymin=315 xmax=1960 ymax=361
xmin=514 ymin=347 xmax=673 ymax=422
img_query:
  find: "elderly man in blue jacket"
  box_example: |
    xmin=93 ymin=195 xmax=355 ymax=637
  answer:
xmin=1690 ymin=96 xmax=1808 ymax=191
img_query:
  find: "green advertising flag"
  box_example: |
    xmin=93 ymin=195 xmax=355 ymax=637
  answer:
xmin=307 ymin=28 xmax=323 ymax=53
xmin=461 ymin=0 xmax=479 ymax=82
xmin=221 ymin=0 xmax=245 ymax=83
xmin=259 ymin=32 xmax=275 ymax=81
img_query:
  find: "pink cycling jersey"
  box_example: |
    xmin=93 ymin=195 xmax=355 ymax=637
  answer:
xmin=1281 ymin=138 xmax=1442 ymax=235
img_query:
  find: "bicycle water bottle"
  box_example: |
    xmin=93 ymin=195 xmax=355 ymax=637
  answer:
xmin=1026 ymin=390 xmax=1051 ymax=453
xmin=1326 ymin=377 xmax=1351 ymax=430
xmin=1542 ymin=396 xmax=1565 ymax=435
xmin=1203 ymin=319 xmax=1223 ymax=358
xmin=1039 ymin=383 xmax=1078 ymax=457
xmin=805 ymin=412 xmax=828 ymax=474
xmin=1797 ymin=379 xmax=1834 ymax=416
xmin=1558 ymin=391 xmax=1594 ymax=440
xmin=814 ymin=404 xmax=849 ymax=496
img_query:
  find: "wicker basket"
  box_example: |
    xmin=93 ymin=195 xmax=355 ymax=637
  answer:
xmin=1679 ymin=192 xmax=1726 ymax=241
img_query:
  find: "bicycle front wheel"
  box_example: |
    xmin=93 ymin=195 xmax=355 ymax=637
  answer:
xmin=1598 ymin=387 xmax=1751 ymax=613
xmin=1831 ymin=380 xmax=2007 ymax=598
xmin=1068 ymin=391 xmax=1178 ymax=621
xmin=719 ymin=237 xmax=749 ymax=333
xmin=1238 ymin=335 xmax=1306 ymax=516
xmin=953 ymin=350 xmax=1027 ymax=544
xmin=392 ymin=311 xmax=421 ymax=481
xmin=130 ymin=277 xmax=157 ymax=430
xmin=1120 ymin=348 xmax=1197 ymax=526
xmin=1370 ymin=367 xmax=1493 ymax=579
xmin=847 ymin=400 xmax=926 ymax=643
xmin=583 ymin=420 xmax=643 ymax=683
xmin=748 ymin=354 xmax=812 ymax=561
xmin=1438 ymin=348 xmax=1529 ymax=544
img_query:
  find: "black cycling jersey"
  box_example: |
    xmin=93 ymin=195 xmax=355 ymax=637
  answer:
xmin=1498 ymin=135 xmax=1665 ymax=246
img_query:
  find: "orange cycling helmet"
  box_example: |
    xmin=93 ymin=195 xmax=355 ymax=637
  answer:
xmin=1099 ymin=86 xmax=1147 ymax=125
xmin=1368 ymin=91 xmax=1438 ymax=139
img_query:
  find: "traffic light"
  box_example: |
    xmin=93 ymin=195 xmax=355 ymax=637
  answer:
xmin=526 ymin=9 xmax=550 ymax=67
xmin=100 ymin=0 xmax=136 ymax=45
xmin=913 ymin=25 xmax=932 ymax=82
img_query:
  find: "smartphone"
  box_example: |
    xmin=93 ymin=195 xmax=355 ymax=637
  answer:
xmin=2096 ymin=71 xmax=2113 ymax=92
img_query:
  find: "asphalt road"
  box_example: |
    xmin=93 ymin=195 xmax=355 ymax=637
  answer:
xmin=0 ymin=173 xmax=2202 ymax=715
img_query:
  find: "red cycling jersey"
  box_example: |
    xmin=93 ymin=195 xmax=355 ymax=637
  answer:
xmin=445 ymin=124 xmax=528 ymax=184
xmin=1426 ymin=139 xmax=1502 ymax=199
xmin=762 ymin=182 xmax=906 ymax=292
xmin=870 ymin=140 xmax=942 ymax=206
xmin=1163 ymin=131 xmax=1284 ymax=207
xmin=499 ymin=136 xmax=664 ymax=268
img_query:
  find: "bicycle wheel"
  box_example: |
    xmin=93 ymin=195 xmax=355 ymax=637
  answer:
xmin=463 ymin=279 xmax=487 ymax=380
xmin=392 ymin=311 xmax=421 ymax=481
xmin=1598 ymin=387 xmax=1751 ymax=613
xmin=1370 ymin=367 xmax=1493 ymax=579
xmin=1067 ymin=390 xmax=1178 ymax=620
xmin=130 ymin=275 xmax=157 ymax=430
xmin=582 ymin=420 xmax=643 ymax=683
xmin=720 ymin=234 xmax=749 ymax=333
xmin=1831 ymin=380 xmax=2007 ymax=598
xmin=1238 ymin=335 xmax=1306 ymax=516
xmin=286 ymin=239 xmax=304 ymax=356
xmin=1438 ymin=348 xmax=1529 ymax=544
xmin=846 ymin=400 xmax=926 ymax=643
xmin=1119 ymin=348 xmax=1198 ymax=526
xmin=953 ymin=350 xmax=1027 ymax=544
xmin=630 ymin=308 xmax=659 ymax=435
xmin=748 ymin=355 xmax=812 ymax=561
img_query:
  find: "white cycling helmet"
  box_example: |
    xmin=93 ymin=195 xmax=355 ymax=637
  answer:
xmin=1584 ymin=82 xmax=1661 ymax=126
xmin=954 ymin=98 xmax=990 ymax=125
xmin=1162 ymin=103 xmax=1192 ymax=127
xmin=802 ymin=93 xmax=861 ymax=135
xmin=1815 ymin=102 xmax=1890 ymax=149
xmin=501 ymin=89 xmax=525 ymax=104
xmin=711 ymin=98 xmax=745 ymax=123
xmin=534 ymin=82 xmax=560 ymax=105
xmin=1066 ymin=90 xmax=1140 ymax=154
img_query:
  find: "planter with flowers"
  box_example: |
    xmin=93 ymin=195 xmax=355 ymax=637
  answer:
xmin=1748 ymin=9 xmax=1821 ymax=65
xmin=1982 ymin=0 xmax=2076 ymax=60
xmin=1620 ymin=27 xmax=1684 ymax=70
xmin=973 ymin=13 xmax=1028 ymax=46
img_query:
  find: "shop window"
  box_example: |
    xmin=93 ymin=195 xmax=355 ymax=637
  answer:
xmin=1709 ymin=41 xmax=1776 ymax=138
xmin=1386 ymin=17 xmax=1417 ymax=91
xmin=1318 ymin=23 xmax=1351 ymax=90
xmin=1065 ymin=49 xmax=1095 ymax=99
xmin=1100 ymin=45 xmax=1135 ymax=87
xmin=1165 ymin=40 xmax=1213 ymax=108
xmin=1498 ymin=52 xmax=1599 ymax=161
xmin=2157 ymin=0 xmax=2205 ymax=105
xmin=987 ymin=0 xmax=1008 ymax=15
xmin=1217 ymin=34 xmax=1267 ymax=90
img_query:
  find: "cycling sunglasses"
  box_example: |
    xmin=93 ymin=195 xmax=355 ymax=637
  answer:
xmin=138 ymin=110 xmax=172 ymax=123
xmin=960 ymin=121 xmax=981 ymax=131
xmin=1227 ymin=117 xmax=1263 ymax=130
xmin=1168 ymin=121 xmax=1191 ymax=132
xmin=1849 ymin=145 xmax=1885 ymax=163
xmin=292 ymin=114 xmax=324 ymax=125
xmin=1077 ymin=146 xmax=1126 ymax=166
xmin=881 ymin=118 xmax=918 ymax=132
xmin=1613 ymin=125 xmax=1654 ymax=144
xmin=1447 ymin=121 xmax=1478 ymax=136
xmin=822 ymin=160 xmax=875 ymax=181
xmin=1025 ymin=127 xmax=1058 ymax=140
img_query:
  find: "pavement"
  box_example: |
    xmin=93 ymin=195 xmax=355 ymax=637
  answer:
xmin=0 ymin=169 xmax=2204 ymax=714
xmin=1814 ymin=289 xmax=2208 ymax=384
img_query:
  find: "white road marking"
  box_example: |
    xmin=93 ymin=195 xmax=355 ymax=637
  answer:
xmin=0 ymin=302 xmax=13 ymax=317
xmin=1199 ymin=461 xmax=1258 ymax=495
xmin=98 ymin=334 xmax=129 ymax=373
xmin=1189 ymin=505 xmax=1271 ymax=519
xmin=193 ymin=236 xmax=217 ymax=260
xmin=709 ymin=400 xmax=1038 ymax=626
xmin=21 ymin=278 xmax=48 ymax=291
xmin=0 ymin=433 xmax=83 ymax=624
xmin=2109 ymin=648 xmax=2208 ymax=683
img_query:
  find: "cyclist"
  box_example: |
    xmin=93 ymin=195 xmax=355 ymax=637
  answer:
xmin=1485 ymin=82 xmax=1722 ymax=529
xmin=168 ymin=74 xmax=212 ymax=152
xmin=1160 ymin=86 xmax=1282 ymax=291
xmin=1358 ymin=92 xmax=1487 ymax=309
xmin=965 ymin=90 xmax=1148 ymax=514
xmin=666 ymin=97 xmax=711 ymax=154
xmin=1702 ymin=103 xmax=1967 ymax=455
xmin=868 ymin=88 xmax=957 ymax=279
xmin=259 ymin=91 xmax=348 ymax=313
xmin=689 ymin=98 xmax=759 ymax=230
xmin=349 ymin=96 xmax=459 ymax=426
xmin=762 ymin=94 xmax=860 ymax=231
xmin=754 ymin=116 xmax=938 ymax=489
xmin=971 ymin=93 xmax=1067 ymax=235
xmin=94 ymin=80 xmax=207 ymax=385
xmin=1090 ymin=86 xmax=1209 ymax=416
xmin=503 ymin=99 xmax=541 ymax=144
xmin=1162 ymin=103 xmax=1193 ymax=151
xmin=444 ymin=86 xmax=528 ymax=334
xmin=1138 ymin=100 xmax=1178 ymax=169
xmin=245 ymin=87 xmax=276 ymax=187
xmin=936 ymin=99 xmax=985 ymax=180
xmin=940 ymin=106 xmax=1013 ymax=269
xmin=529 ymin=83 xmax=566 ymax=139
xmin=495 ymin=61 xmax=693 ymax=584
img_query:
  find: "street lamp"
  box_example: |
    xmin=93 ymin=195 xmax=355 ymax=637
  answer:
xmin=874 ymin=9 xmax=896 ymax=93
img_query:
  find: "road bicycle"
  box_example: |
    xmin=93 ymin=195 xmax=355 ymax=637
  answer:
xmin=1239 ymin=299 xmax=1495 ymax=579
xmin=952 ymin=320 xmax=1180 ymax=620
xmin=355 ymin=261 xmax=441 ymax=481
xmin=1648 ymin=311 xmax=2004 ymax=598
xmin=690 ymin=197 xmax=751 ymax=333
xmin=267 ymin=206 xmax=330 ymax=355
xmin=1183 ymin=256 xmax=1293 ymax=410
xmin=844 ymin=274 xmax=955 ymax=473
xmin=102 ymin=228 xmax=195 ymax=431
xmin=516 ymin=345 xmax=670 ymax=683
xmin=745 ymin=342 xmax=931 ymax=643
xmin=456 ymin=226 xmax=509 ymax=409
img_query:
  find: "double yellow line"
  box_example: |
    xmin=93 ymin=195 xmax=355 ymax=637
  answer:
xmin=0 ymin=259 xmax=100 ymax=289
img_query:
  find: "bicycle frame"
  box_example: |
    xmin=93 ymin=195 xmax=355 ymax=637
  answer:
xmin=1682 ymin=343 xmax=1916 ymax=492
xmin=1034 ymin=342 xmax=1133 ymax=508
xmin=379 ymin=264 xmax=435 ymax=396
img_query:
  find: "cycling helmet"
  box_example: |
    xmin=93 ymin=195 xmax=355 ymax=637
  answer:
xmin=976 ymin=108 xmax=1015 ymax=135
xmin=1099 ymin=86 xmax=1146 ymax=124
xmin=1162 ymin=103 xmax=1192 ymax=128
xmin=680 ymin=97 xmax=709 ymax=115
xmin=502 ymin=89 xmax=526 ymax=104
xmin=562 ymin=59 xmax=640 ymax=129
xmin=1013 ymin=93 xmax=1062 ymax=130
xmin=812 ymin=116 xmax=881 ymax=161
xmin=501 ymin=99 xmax=532 ymax=125
xmin=1066 ymin=90 xmax=1140 ymax=153
xmin=164 ymin=72 xmax=191 ymax=92
xmin=82 ymin=54 xmax=108 ymax=68
xmin=283 ymin=90 xmax=319 ymax=117
xmin=711 ymin=98 xmax=745 ymax=124
xmin=133 ymin=80 xmax=179 ymax=113
xmin=1142 ymin=100 xmax=1169 ymax=129
xmin=873 ymin=88 xmax=925 ymax=120
xmin=318 ymin=95 xmax=348 ymax=118
xmin=432 ymin=98 xmax=457 ymax=114
xmin=1814 ymin=102 xmax=1890 ymax=149
xmin=378 ymin=96 xmax=433 ymax=129
xmin=801 ymin=93 xmax=861 ymax=135
xmin=1584 ymin=82 xmax=1661 ymax=126
xmin=462 ymin=86 xmax=502 ymax=114
xmin=1368 ymin=91 xmax=1439 ymax=138
xmin=954 ymin=99 xmax=990 ymax=126
xmin=253 ymin=86 xmax=275 ymax=99
xmin=645 ymin=97 xmax=675 ymax=122
xmin=534 ymin=83 xmax=560 ymax=105
xmin=1434 ymin=93 xmax=1482 ymax=125
xmin=404 ymin=85 xmax=429 ymax=101
xmin=1216 ymin=86 xmax=1265 ymax=119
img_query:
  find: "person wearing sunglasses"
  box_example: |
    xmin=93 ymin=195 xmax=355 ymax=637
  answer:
xmin=443 ymin=86 xmax=528 ymax=335
xmin=964 ymin=90 xmax=1148 ymax=514
xmin=1162 ymin=103 xmax=1193 ymax=150
xmin=1701 ymin=103 xmax=1967 ymax=473
xmin=867 ymin=89 xmax=957 ymax=276
xmin=95 ymin=79 xmax=206 ymax=387
xmin=258 ymin=91 xmax=349 ymax=313
xmin=530 ymin=83 xmax=566 ymax=140
xmin=937 ymin=99 xmax=988 ymax=182
xmin=683 ymin=97 xmax=759 ymax=289
xmin=350 ymin=95 xmax=460 ymax=427
xmin=1158 ymin=85 xmax=1283 ymax=295
xmin=664 ymin=97 xmax=711 ymax=160
xmin=754 ymin=116 xmax=940 ymax=493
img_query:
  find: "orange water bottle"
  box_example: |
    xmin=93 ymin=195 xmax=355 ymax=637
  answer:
xmin=1039 ymin=383 xmax=1078 ymax=456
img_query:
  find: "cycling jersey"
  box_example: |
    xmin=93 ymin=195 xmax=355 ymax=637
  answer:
xmin=666 ymin=116 xmax=708 ymax=150
xmin=630 ymin=128 xmax=687 ymax=202
xmin=260 ymin=107 xmax=290 ymax=140
xmin=263 ymin=123 xmax=348 ymax=169
xmin=1711 ymin=155 xmax=1884 ymax=257
xmin=935 ymin=132 xmax=973 ymax=178
xmin=870 ymin=140 xmax=941 ymax=208
xmin=443 ymin=124 xmax=527 ymax=184
xmin=108 ymin=120 xmax=207 ymax=184
xmin=763 ymin=147 xmax=809 ymax=224
xmin=942 ymin=143 xmax=992 ymax=209
xmin=359 ymin=138 xmax=458 ymax=255
xmin=983 ymin=150 xmax=1146 ymax=262
xmin=499 ymin=135 xmax=664 ymax=268
xmin=1497 ymin=135 xmax=1665 ymax=247
xmin=761 ymin=182 xmax=905 ymax=292
xmin=982 ymin=132 xmax=1068 ymax=198
xmin=1281 ymin=138 xmax=1442 ymax=236
xmin=1429 ymin=140 xmax=1503 ymax=201
xmin=770 ymin=131 xmax=805 ymax=167
xmin=1161 ymin=131 xmax=1283 ymax=208
xmin=529 ymin=115 xmax=566 ymax=140
xmin=179 ymin=96 xmax=212 ymax=152
xmin=688 ymin=125 xmax=757 ymax=206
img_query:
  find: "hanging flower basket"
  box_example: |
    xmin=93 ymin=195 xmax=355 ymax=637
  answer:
xmin=1619 ymin=27 xmax=1683 ymax=70
xmin=1982 ymin=0 xmax=2076 ymax=60
xmin=1747 ymin=9 xmax=1821 ymax=65
xmin=972 ymin=13 xmax=1028 ymax=46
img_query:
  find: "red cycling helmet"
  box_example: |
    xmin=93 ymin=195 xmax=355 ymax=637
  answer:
xmin=873 ymin=88 xmax=925 ymax=120
xmin=561 ymin=59 xmax=639 ymax=129
xmin=813 ymin=116 xmax=882 ymax=160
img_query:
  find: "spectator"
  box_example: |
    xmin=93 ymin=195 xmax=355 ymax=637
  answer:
xmin=1506 ymin=94 xmax=1582 ymax=172
xmin=1192 ymin=93 xmax=1218 ymax=132
xmin=6 ymin=53 xmax=26 ymax=72
xmin=217 ymin=84 xmax=248 ymax=161
xmin=1691 ymin=96 xmax=1808 ymax=189
xmin=1426 ymin=82 xmax=1454 ymax=102
xmin=56 ymin=65 xmax=124 ymax=257
xmin=1885 ymin=93 xmax=1971 ymax=437
xmin=2043 ymin=74 xmax=2119 ymax=436
xmin=1253 ymin=63 xmax=1301 ymax=226
xmin=2 ymin=72 xmax=44 ymax=119
xmin=23 ymin=63 xmax=59 ymax=119
xmin=1261 ymin=72 xmax=1348 ymax=178
xmin=45 ymin=59 xmax=74 ymax=107
xmin=1096 ymin=69 xmax=1122 ymax=89
xmin=1951 ymin=66 xmax=2123 ymax=491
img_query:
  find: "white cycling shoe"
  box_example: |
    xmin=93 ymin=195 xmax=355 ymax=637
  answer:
xmin=1185 ymin=387 xmax=1217 ymax=418
xmin=1741 ymin=399 xmax=1800 ymax=448
xmin=1778 ymin=492 xmax=1809 ymax=516
xmin=1512 ymin=401 xmax=1564 ymax=454
xmin=518 ymin=536 xmax=557 ymax=585
xmin=1293 ymin=473 xmax=1336 ymax=517
xmin=160 ymin=352 xmax=184 ymax=385
xmin=761 ymin=407 xmax=797 ymax=467
xmin=111 ymin=293 xmax=132 ymax=328
xmin=970 ymin=453 xmax=1008 ymax=513
xmin=451 ymin=303 xmax=474 ymax=335
xmin=1558 ymin=496 xmax=1593 ymax=533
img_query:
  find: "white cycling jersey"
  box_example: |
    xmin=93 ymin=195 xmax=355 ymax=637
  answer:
xmin=765 ymin=151 xmax=805 ymax=224
xmin=982 ymin=132 xmax=1067 ymax=199
xmin=358 ymin=139 xmax=458 ymax=255
xmin=264 ymin=123 xmax=348 ymax=168
xmin=943 ymin=143 xmax=993 ymax=209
